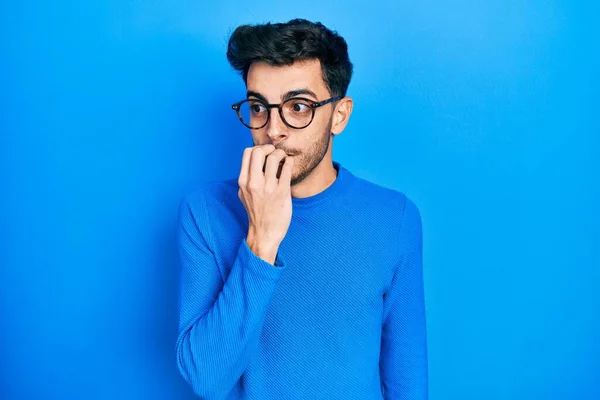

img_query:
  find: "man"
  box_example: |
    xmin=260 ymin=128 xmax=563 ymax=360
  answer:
xmin=175 ymin=18 xmax=428 ymax=399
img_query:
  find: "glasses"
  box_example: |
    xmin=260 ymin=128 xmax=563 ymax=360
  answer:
xmin=231 ymin=96 xmax=342 ymax=129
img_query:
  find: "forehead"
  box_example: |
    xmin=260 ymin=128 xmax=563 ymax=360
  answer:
xmin=246 ymin=59 xmax=328 ymax=100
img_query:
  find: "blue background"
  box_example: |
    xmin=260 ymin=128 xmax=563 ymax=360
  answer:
xmin=2 ymin=1 xmax=598 ymax=399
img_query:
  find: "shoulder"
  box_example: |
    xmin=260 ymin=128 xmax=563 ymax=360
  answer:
xmin=179 ymin=177 xmax=239 ymax=209
xmin=177 ymin=178 xmax=241 ymax=246
xmin=350 ymin=173 xmax=421 ymax=220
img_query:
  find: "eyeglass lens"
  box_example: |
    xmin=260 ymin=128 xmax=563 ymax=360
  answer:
xmin=238 ymin=98 xmax=314 ymax=129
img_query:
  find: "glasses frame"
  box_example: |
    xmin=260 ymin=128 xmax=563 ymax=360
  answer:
xmin=231 ymin=96 xmax=343 ymax=130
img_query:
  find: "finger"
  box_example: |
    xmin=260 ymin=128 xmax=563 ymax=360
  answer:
xmin=278 ymin=155 xmax=294 ymax=186
xmin=264 ymin=149 xmax=287 ymax=186
xmin=238 ymin=147 xmax=252 ymax=187
xmin=249 ymin=144 xmax=275 ymax=183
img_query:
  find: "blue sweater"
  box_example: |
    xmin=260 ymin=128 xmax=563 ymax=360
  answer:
xmin=175 ymin=160 xmax=428 ymax=399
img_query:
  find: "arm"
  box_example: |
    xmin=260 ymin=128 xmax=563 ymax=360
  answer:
xmin=175 ymin=189 xmax=286 ymax=399
xmin=380 ymin=195 xmax=428 ymax=399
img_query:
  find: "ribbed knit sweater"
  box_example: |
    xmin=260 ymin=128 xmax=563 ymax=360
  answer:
xmin=175 ymin=160 xmax=428 ymax=399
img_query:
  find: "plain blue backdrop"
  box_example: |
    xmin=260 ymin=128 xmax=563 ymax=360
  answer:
xmin=2 ymin=1 xmax=598 ymax=399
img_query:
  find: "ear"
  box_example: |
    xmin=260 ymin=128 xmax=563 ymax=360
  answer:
xmin=331 ymin=96 xmax=353 ymax=136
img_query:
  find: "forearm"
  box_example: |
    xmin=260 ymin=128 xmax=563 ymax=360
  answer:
xmin=176 ymin=238 xmax=285 ymax=398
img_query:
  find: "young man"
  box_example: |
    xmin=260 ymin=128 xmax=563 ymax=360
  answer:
xmin=175 ymin=18 xmax=428 ymax=399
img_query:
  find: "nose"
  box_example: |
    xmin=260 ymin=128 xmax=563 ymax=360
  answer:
xmin=265 ymin=107 xmax=288 ymax=142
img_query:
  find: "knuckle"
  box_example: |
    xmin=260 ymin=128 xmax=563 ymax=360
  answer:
xmin=260 ymin=145 xmax=275 ymax=155
xmin=247 ymin=180 xmax=261 ymax=191
xmin=267 ymin=149 xmax=286 ymax=162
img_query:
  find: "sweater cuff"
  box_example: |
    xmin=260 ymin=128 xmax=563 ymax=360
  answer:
xmin=239 ymin=238 xmax=286 ymax=280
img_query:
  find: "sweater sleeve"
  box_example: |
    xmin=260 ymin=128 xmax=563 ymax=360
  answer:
xmin=379 ymin=195 xmax=429 ymax=399
xmin=175 ymin=189 xmax=286 ymax=399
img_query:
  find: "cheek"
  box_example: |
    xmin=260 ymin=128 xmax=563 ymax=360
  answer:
xmin=304 ymin=120 xmax=327 ymax=142
xmin=313 ymin=115 xmax=333 ymax=138
xmin=250 ymin=133 xmax=261 ymax=145
xmin=312 ymin=113 xmax=327 ymax=130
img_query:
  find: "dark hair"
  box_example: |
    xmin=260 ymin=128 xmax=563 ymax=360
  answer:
xmin=226 ymin=18 xmax=353 ymax=97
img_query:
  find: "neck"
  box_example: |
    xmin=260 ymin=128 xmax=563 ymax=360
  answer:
xmin=291 ymin=155 xmax=338 ymax=199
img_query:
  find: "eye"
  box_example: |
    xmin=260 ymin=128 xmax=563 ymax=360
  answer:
xmin=288 ymin=100 xmax=311 ymax=114
xmin=249 ymin=101 xmax=266 ymax=115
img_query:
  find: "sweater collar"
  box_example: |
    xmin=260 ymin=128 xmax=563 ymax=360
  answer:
xmin=291 ymin=160 xmax=352 ymax=209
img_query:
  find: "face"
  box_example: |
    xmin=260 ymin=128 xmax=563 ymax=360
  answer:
xmin=245 ymin=59 xmax=338 ymax=186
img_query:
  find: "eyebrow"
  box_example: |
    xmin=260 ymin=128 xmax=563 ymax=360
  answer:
xmin=247 ymin=88 xmax=319 ymax=103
